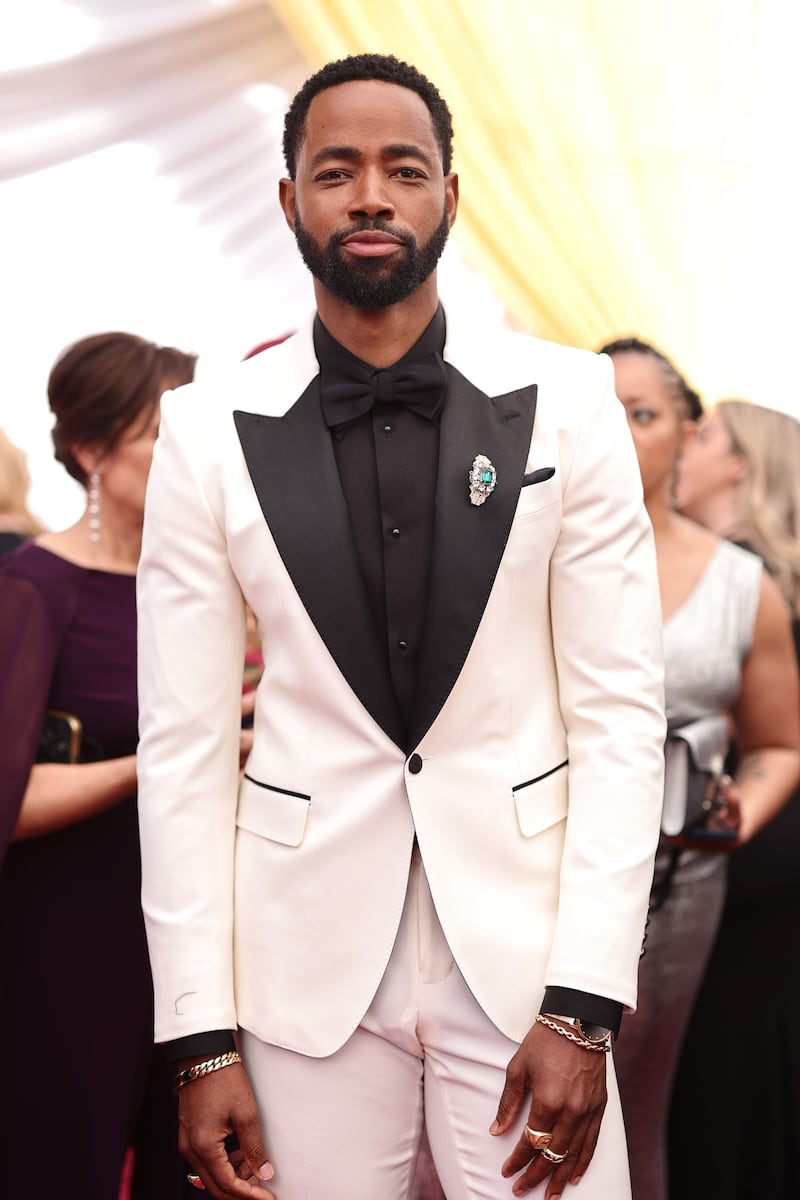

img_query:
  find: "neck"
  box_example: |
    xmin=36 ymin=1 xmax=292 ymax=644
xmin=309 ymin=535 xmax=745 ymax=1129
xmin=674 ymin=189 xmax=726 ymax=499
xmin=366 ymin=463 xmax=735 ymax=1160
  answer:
xmin=79 ymin=508 xmax=142 ymax=572
xmin=314 ymin=277 xmax=440 ymax=368
xmin=680 ymin=489 xmax=744 ymax=541
xmin=644 ymin=488 xmax=678 ymax=540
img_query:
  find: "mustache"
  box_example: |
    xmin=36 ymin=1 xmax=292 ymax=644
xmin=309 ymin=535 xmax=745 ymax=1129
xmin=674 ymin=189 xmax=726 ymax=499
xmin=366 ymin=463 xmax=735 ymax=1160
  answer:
xmin=334 ymin=220 xmax=414 ymax=248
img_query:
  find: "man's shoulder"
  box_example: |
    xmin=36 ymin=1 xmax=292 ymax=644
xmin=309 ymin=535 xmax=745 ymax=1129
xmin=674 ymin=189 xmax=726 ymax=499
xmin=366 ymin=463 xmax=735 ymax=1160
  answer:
xmin=443 ymin=317 xmax=610 ymax=401
xmin=164 ymin=320 xmax=318 ymax=429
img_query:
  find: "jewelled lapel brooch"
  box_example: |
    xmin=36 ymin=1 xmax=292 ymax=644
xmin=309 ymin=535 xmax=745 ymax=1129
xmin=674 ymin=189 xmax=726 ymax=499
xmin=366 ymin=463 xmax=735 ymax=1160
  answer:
xmin=468 ymin=454 xmax=497 ymax=506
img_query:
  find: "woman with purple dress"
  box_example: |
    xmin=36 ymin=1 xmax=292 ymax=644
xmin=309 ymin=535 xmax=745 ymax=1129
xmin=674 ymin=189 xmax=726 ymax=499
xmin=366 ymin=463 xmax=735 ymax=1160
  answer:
xmin=0 ymin=332 xmax=197 ymax=1200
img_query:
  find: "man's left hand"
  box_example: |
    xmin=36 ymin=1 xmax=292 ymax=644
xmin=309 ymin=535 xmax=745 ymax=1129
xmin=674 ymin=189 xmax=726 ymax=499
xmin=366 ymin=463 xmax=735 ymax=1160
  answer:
xmin=491 ymin=1020 xmax=608 ymax=1198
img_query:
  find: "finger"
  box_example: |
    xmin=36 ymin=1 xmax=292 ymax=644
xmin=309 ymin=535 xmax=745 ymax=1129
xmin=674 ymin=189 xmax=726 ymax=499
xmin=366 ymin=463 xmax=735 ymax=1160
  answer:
xmin=232 ymin=1103 xmax=275 ymax=1189
xmin=542 ymin=1148 xmax=582 ymax=1200
xmin=228 ymin=1148 xmax=258 ymax=1182
xmin=490 ymin=1052 xmax=527 ymax=1135
xmin=569 ymin=1112 xmax=602 ymax=1186
xmin=512 ymin=1121 xmax=587 ymax=1199
xmin=184 ymin=1130 xmax=272 ymax=1200
xmin=505 ymin=1103 xmax=594 ymax=1195
xmin=500 ymin=1088 xmax=559 ymax=1177
xmin=184 ymin=1147 xmax=271 ymax=1200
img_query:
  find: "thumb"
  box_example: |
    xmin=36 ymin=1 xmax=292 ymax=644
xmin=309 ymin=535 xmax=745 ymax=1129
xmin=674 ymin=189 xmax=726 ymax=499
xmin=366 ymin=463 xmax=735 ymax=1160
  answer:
xmin=490 ymin=1064 xmax=525 ymax=1136
xmin=234 ymin=1105 xmax=274 ymax=1182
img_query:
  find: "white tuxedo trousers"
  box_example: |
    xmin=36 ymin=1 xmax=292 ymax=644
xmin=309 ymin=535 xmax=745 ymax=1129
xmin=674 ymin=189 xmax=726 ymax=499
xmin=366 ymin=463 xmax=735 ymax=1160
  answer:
xmin=240 ymin=849 xmax=631 ymax=1199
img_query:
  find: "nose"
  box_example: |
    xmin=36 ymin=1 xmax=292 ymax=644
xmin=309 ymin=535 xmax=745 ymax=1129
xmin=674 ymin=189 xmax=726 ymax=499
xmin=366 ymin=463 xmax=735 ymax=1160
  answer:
xmin=348 ymin=166 xmax=394 ymax=222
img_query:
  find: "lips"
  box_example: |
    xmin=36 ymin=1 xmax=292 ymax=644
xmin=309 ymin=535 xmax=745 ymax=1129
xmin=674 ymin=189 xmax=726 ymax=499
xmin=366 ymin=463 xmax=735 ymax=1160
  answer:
xmin=340 ymin=230 xmax=406 ymax=257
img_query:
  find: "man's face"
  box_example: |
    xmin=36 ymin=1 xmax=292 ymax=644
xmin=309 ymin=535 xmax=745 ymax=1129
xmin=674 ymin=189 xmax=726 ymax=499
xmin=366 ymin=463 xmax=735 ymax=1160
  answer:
xmin=280 ymin=80 xmax=458 ymax=310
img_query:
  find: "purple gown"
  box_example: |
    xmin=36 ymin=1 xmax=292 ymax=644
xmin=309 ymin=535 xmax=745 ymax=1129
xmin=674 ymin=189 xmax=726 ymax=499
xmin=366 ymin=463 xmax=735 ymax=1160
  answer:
xmin=0 ymin=543 xmax=191 ymax=1200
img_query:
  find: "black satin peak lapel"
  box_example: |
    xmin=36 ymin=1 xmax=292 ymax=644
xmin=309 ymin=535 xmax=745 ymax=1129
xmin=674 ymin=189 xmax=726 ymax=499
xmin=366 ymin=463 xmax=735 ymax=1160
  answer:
xmin=408 ymin=366 xmax=538 ymax=749
xmin=234 ymin=383 xmax=406 ymax=750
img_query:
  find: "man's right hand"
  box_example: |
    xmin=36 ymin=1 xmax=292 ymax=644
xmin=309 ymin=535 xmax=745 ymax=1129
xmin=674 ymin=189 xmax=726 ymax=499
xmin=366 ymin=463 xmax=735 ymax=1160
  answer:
xmin=177 ymin=1062 xmax=275 ymax=1198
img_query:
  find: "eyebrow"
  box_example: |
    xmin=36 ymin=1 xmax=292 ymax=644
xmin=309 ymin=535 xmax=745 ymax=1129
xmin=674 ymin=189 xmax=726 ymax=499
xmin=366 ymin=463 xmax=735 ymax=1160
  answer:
xmin=308 ymin=143 xmax=438 ymax=171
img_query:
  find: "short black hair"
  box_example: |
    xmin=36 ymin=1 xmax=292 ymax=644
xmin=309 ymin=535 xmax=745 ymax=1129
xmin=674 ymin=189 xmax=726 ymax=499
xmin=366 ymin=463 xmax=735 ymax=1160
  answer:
xmin=598 ymin=335 xmax=703 ymax=422
xmin=283 ymin=52 xmax=454 ymax=179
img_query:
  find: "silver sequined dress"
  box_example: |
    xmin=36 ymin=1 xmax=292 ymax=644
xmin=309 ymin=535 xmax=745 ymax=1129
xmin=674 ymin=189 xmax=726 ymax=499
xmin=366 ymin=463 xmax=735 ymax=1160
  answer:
xmin=613 ymin=538 xmax=762 ymax=1200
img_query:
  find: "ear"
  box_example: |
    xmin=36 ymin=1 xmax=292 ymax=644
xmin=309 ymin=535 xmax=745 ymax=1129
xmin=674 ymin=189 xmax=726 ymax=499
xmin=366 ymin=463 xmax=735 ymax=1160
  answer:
xmin=70 ymin=443 xmax=102 ymax=480
xmin=729 ymin=451 xmax=748 ymax=484
xmin=444 ymin=173 xmax=459 ymax=229
xmin=279 ymin=178 xmax=296 ymax=232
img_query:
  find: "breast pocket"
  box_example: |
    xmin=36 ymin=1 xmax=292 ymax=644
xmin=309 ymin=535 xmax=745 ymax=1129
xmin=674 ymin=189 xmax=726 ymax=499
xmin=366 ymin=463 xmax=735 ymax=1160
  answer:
xmin=514 ymin=472 xmax=561 ymax=521
xmin=512 ymin=760 xmax=568 ymax=836
xmin=236 ymin=774 xmax=310 ymax=846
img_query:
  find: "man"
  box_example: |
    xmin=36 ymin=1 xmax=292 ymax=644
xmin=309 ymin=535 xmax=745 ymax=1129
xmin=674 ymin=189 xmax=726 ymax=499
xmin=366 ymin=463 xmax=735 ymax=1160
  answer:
xmin=137 ymin=53 xmax=665 ymax=1200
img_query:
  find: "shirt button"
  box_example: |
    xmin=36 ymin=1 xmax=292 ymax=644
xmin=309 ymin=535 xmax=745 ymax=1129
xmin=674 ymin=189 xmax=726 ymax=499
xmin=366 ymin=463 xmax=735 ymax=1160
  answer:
xmin=408 ymin=753 xmax=423 ymax=774
xmin=384 ymin=424 xmax=392 ymax=433
xmin=391 ymin=528 xmax=400 ymax=539
xmin=398 ymin=640 xmax=408 ymax=652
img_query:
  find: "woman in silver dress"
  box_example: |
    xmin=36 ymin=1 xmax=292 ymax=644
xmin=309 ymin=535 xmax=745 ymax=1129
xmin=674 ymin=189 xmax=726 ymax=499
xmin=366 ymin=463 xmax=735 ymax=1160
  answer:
xmin=598 ymin=339 xmax=800 ymax=1200
xmin=669 ymin=400 xmax=800 ymax=1199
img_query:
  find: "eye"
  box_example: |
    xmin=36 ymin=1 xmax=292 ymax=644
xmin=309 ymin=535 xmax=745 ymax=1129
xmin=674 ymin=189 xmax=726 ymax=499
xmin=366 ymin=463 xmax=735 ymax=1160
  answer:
xmin=629 ymin=407 xmax=656 ymax=425
xmin=392 ymin=167 xmax=425 ymax=180
xmin=315 ymin=169 xmax=349 ymax=182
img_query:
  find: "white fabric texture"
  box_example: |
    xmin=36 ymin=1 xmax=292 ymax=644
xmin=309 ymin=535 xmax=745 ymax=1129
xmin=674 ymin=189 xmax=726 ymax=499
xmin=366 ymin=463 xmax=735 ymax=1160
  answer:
xmin=240 ymin=851 xmax=631 ymax=1199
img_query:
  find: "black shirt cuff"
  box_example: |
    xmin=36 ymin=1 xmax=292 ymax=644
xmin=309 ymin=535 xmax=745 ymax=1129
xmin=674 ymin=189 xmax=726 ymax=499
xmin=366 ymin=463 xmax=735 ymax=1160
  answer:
xmin=540 ymin=988 xmax=623 ymax=1037
xmin=166 ymin=1030 xmax=236 ymax=1065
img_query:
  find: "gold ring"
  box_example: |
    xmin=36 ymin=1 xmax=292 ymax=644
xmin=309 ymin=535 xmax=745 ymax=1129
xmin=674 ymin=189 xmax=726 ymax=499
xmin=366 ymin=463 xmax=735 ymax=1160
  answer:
xmin=541 ymin=1146 xmax=568 ymax=1164
xmin=186 ymin=1175 xmax=206 ymax=1190
xmin=524 ymin=1125 xmax=553 ymax=1150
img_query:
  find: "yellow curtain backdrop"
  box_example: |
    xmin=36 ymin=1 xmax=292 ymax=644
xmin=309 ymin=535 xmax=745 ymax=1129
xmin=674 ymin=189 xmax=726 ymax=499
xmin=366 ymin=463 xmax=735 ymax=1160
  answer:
xmin=267 ymin=0 xmax=798 ymax=409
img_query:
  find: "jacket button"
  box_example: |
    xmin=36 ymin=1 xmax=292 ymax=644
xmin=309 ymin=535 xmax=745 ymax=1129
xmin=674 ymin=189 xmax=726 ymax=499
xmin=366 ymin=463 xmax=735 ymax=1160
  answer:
xmin=408 ymin=753 xmax=423 ymax=774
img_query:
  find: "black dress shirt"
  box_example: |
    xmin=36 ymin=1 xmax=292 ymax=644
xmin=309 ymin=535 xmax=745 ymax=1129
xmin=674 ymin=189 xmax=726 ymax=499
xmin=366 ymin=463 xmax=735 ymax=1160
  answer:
xmin=315 ymin=306 xmax=446 ymax=729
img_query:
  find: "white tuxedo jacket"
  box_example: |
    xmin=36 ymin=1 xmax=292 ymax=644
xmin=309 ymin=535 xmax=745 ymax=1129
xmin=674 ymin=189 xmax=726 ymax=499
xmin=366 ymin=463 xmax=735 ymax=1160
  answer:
xmin=137 ymin=312 xmax=666 ymax=1056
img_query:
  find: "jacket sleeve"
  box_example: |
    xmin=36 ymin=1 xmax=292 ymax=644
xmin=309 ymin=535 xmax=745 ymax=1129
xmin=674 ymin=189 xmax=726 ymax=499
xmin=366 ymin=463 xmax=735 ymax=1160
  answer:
xmin=136 ymin=387 xmax=247 ymax=1042
xmin=544 ymin=354 xmax=665 ymax=1009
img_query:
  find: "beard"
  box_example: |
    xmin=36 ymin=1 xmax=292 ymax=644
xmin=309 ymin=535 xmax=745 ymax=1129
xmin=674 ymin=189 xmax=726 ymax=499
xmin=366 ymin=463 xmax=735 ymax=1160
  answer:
xmin=293 ymin=206 xmax=450 ymax=310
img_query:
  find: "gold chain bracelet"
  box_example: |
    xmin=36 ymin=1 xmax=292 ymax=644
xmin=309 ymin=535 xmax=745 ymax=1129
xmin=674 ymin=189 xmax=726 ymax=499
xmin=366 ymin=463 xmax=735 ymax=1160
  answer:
xmin=535 ymin=1014 xmax=610 ymax=1053
xmin=172 ymin=1050 xmax=242 ymax=1093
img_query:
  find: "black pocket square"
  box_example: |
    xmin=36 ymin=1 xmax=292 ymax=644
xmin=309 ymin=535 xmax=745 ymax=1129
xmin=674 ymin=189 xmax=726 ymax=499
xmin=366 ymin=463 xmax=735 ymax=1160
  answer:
xmin=522 ymin=467 xmax=556 ymax=486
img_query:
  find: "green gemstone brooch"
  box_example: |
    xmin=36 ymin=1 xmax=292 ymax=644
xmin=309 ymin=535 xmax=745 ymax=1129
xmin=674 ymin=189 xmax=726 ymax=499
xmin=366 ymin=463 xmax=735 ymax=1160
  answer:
xmin=468 ymin=454 xmax=497 ymax=506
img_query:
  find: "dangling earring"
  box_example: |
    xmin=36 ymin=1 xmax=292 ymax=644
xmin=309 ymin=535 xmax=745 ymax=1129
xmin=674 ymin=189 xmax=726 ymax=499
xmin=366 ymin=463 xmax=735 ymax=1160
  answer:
xmin=88 ymin=470 xmax=101 ymax=543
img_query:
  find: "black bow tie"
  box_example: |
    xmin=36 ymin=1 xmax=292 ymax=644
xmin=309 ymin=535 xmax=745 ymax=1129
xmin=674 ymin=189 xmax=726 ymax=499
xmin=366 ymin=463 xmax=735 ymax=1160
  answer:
xmin=319 ymin=352 xmax=448 ymax=430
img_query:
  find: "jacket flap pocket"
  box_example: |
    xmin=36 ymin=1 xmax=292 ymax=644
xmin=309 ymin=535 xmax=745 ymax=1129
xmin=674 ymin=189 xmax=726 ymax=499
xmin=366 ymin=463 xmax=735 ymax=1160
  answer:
xmin=513 ymin=760 xmax=568 ymax=837
xmin=236 ymin=774 xmax=310 ymax=846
